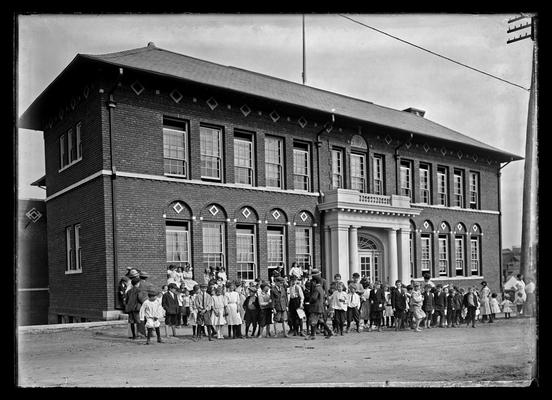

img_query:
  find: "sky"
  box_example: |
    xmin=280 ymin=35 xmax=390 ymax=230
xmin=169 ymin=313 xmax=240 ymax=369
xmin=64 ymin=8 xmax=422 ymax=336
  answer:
xmin=16 ymin=13 xmax=534 ymax=250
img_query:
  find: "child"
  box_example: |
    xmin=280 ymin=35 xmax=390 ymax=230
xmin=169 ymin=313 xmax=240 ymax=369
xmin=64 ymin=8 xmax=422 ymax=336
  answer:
xmin=410 ymin=283 xmax=426 ymax=332
xmin=393 ymin=285 xmax=408 ymax=331
xmin=258 ymin=283 xmax=273 ymax=338
xmin=329 ymin=282 xmax=348 ymax=335
xmin=383 ymin=285 xmax=394 ymax=328
xmin=346 ymin=283 xmax=361 ymax=333
xmin=139 ymin=289 xmax=164 ymax=344
xmin=514 ymin=291 xmax=525 ymax=317
xmin=288 ymin=276 xmax=305 ymax=336
xmin=188 ymin=285 xmax=199 ymax=340
xmin=422 ymin=285 xmax=435 ymax=329
xmin=162 ymin=283 xmax=180 ymax=337
xmin=463 ymin=287 xmax=479 ymax=328
xmin=270 ymin=277 xmax=289 ymax=337
xmin=243 ymin=285 xmax=260 ymax=338
xmin=194 ymin=283 xmax=214 ymax=341
xmin=500 ymin=294 xmax=514 ymax=319
xmin=225 ymin=282 xmax=244 ymax=339
xmin=211 ymin=286 xmax=228 ymax=339
xmin=369 ymin=281 xmax=385 ymax=332
xmin=161 ymin=284 xmax=169 ymax=296
xmin=458 ymin=288 xmax=467 ymax=324
xmin=490 ymin=293 xmax=501 ymax=321
xmin=446 ymin=287 xmax=458 ymax=328
xmin=359 ymin=281 xmax=371 ymax=331
xmin=180 ymin=288 xmax=191 ymax=326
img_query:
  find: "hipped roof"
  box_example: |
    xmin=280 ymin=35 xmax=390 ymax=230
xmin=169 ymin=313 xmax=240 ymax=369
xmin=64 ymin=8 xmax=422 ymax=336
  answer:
xmin=19 ymin=43 xmax=522 ymax=162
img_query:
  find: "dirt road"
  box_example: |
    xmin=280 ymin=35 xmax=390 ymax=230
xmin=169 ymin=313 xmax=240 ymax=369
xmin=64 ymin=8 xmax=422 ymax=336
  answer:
xmin=17 ymin=317 xmax=537 ymax=387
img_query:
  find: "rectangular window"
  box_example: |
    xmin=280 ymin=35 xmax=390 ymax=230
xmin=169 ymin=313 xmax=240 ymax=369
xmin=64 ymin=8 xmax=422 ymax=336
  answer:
xmin=67 ymin=128 xmax=75 ymax=164
xmin=373 ymin=155 xmax=384 ymax=195
xmin=200 ymin=125 xmax=223 ymax=180
xmin=455 ymin=236 xmax=464 ymax=276
xmin=163 ymin=120 xmax=188 ymax=177
xmin=331 ymin=149 xmax=344 ymax=189
xmin=65 ymin=226 xmax=73 ymax=271
xmin=202 ymin=222 xmax=225 ymax=270
xmin=296 ymin=227 xmax=312 ymax=269
xmin=437 ymin=166 xmax=448 ymax=206
xmin=74 ymin=224 xmax=81 ymax=271
xmin=410 ymin=231 xmax=415 ymax=274
xmin=438 ymin=235 xmax=448 ymax=276
xmin=400 ymin=160 xmax=412 ymax=199
xmin=470 ymin=237 xmax=480 ymax=275
xmin=469 ymin=172 xmax=479 ymax=209
xmin=265 ymin=136 xmax=284 ymax=189
xmin=75 ymin=122 xmax=82 ymax=160
xmin=234 ymin=132 xmax=254 ymax=186
xmin=166 ymin=223 xmax=190 ymax=265
xmin=419 ymin=163 xmax=431 ymax=204
xmin=351 ymin=154 xmax=366 ymax=192
xmin=293 ymin=143 xmax=310 ymax=191
xmin=59 ymin=134 xmax=66 ymax=169
xmin=267 ymin=226 xmax=286 ymax=275
xmin=421 ymin=234 xmax=432 ymax=273
xmin=236 ymin=225 xmax=256 ymax=281
xmin=453 ymin=170 xmax=464 ymax=207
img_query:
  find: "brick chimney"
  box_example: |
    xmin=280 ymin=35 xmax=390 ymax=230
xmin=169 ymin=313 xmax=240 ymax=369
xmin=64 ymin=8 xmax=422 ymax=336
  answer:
xmin=403 ymin=107 xmax=426 ymax=117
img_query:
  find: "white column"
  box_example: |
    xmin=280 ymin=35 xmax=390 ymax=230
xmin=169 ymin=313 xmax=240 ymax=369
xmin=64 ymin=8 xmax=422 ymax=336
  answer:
xmin=387 ymin=228 xmax=398 ymax=285
xmin=399 ymin=228 xmax=411 ymax=283
xmin=324 ymin=227 xmax=331 ymax=280
xmin=331 ymin=226 xmax=350 ymax=279
xmin=349 ymin=226 xmax=359 ymax=279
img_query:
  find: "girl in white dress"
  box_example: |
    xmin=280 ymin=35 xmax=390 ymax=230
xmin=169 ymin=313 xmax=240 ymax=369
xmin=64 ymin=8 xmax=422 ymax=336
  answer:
xmin=211 ymin=286 xmax=228 ymax=339
xmin=167 ymin=265 xmax=178 ymax=286
xmin=225 ymin=282 xmax=244 ymax=338
xmin=181 ymin=264 xmax=198 ymax=291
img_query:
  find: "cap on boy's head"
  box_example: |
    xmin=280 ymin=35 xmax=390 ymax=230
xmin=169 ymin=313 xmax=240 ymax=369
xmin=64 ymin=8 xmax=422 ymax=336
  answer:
xmin=334 ymin=273 xmax=341 ymax=279
xmin=310 ymin=268 xmax=321 ymax=276
xmin=481 ymin=281 xmax=487 ymax=286
xmin=199 ymin=283 xmax=208 ymax=289
xmin=352 ymin=273 xmax=360 ymax=278
xmin=168 ymin=283 xmax=178 ymax=290
xmin=406 ymin=285 xmax=413 ymax=291
xmin=436 ymin=284 xmax=443 ymax=289
xmin=147 ymin=289 xmax=159 ymax=297
xmin=260 ymin=283 xmax=269 ymax=290
xmin=128 ymin=270 xmax=140 ymax=279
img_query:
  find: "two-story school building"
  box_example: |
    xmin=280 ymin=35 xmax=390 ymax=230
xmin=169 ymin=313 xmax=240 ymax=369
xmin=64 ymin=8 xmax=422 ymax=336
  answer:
xmin=20 ymin=43 xmax=522 ymax=322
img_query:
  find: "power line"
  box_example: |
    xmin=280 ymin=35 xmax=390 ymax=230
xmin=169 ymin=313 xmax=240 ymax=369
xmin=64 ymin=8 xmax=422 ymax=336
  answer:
xmin=338 ymin=14 xmax=530 ymax=91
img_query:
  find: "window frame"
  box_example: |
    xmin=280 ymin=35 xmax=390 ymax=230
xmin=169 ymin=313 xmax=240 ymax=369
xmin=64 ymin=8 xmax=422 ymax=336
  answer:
xmin=469 ymin=171 xmax=480 ymax=209
xmin=419 ymin=163 xmax=431 ymax=204
xmin=455 ymin=236 xmax=464 ymax=276
xmin=438 ymin=235 xmax=449 ymax=276
xmin=200 ymin=124 xmax=223 ymax=181
xmin=350 ymin=153 xmax=366 ymax=193
xmin=295 ymin=226 xmax=313 ymax=270
xmin=470 ymin=236 xmax=480 ymax=275
xmin=236 ymin=224 xmax=257 ymax=281
xmin=163 ymin=119 xmax=189 ymax=178
xmin=437 ymin=166 xmax=448 ymax=206
xmin=265 ymin=136 xmax=284 ymax=189
xmin=202 ymin=221 xmax=226 ymax=271
xmin=420 ymin=234 xmax=432 ymax=274
xmin=293 ymin=142 xmax=311 ymax=192
xmin=65 ymin=224 xmax=82 ymax=274
xmin=234 ymin=132 xmax=255 ymax=186
xmin=373 ymin=154 xmax=384 ymax=195
xmin=267 ymin=225 xmax=286 ymax=274
xmin=453 ymin=169 xmax=464 ymax=208
xmin=59 ymin=122 xmax=84 ymax=172
xmin=331 ymin=148 xmax=344 ymax=189
xmin=400 ymin=159 xmax=413 ymax=200
xmin=165 ymin=222 xmax=191 ymax=265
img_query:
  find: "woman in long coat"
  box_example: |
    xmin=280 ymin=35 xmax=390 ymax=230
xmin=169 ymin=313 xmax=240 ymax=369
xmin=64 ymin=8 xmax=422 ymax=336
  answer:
xmin=479 ymin=281 xmax=492 ymax=322
xmin=359 ymin=281 xmax=372 ymax=330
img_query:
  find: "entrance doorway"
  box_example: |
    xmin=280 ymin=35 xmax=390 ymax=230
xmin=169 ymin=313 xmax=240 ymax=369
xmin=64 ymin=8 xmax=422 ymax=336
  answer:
xmin=358 ymin=233 xmax=382 ymax=282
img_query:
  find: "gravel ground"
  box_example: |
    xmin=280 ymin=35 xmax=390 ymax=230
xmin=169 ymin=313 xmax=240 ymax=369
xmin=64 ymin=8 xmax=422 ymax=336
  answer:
xmin=16 ymin=316 xmax=537 ymax=387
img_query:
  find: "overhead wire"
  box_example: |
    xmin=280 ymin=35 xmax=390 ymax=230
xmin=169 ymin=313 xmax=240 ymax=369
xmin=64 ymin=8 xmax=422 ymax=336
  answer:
xmin=338 ymin=14 xmax=530 ymax=91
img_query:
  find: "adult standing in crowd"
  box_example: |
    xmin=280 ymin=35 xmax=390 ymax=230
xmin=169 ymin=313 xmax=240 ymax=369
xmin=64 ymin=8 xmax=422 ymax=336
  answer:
xmin=524 ymin=277 xmax=536 ymax=317
xmin=514 ymin=274 xmax=527 ymax=303
xmin=433 ymin=284 xmax=447 ymax=327
xmin=479 ymin=281 xmax=493 ymax=323
xmin=124 ymin=275 xmax=147 ymax=339
xmin=306 ymin=274 xmax=332 ymax=340
xmin=118 ymin=267 xmax=134 ymax=309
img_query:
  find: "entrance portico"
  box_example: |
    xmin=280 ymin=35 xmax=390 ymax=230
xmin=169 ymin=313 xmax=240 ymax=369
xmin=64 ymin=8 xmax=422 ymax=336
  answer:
xmin=319 ymin=189 xmax=422 ymax=284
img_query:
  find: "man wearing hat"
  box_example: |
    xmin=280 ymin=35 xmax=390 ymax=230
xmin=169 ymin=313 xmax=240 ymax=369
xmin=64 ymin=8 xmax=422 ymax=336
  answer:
xmin=271 ymin=276 xmax=289 ymax=337
xmin=124 ymin=275 xmax=147 ymax=339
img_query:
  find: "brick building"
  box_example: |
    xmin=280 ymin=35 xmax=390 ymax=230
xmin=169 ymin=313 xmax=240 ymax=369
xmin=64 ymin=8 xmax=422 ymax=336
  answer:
xmin=17 ymin=198 xmax=49 ymax=325
xmin=19 ymin=43 xmax=522 ymax=322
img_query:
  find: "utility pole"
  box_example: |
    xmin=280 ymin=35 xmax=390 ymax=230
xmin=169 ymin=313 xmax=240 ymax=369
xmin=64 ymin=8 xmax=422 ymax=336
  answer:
xmin=507 ymin=14 xmax=538 ymax=283
xmin=302 ymin=14 xmax=306 ymax=85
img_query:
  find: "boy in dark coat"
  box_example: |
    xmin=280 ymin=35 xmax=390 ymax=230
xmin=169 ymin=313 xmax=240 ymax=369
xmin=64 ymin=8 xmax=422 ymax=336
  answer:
xmin=463 ymin=286 xmax=479 ymax=328
xmin=422 ymin=284 xmax=435 ymax=328
xmin=306 ymin=275 xmax=333 ymax=340
xmin=124 ymin=276 xmax=147 ymax=339
xmin=369 ymin=281 xmax=386 ymax=332
xmin=162 ymin=283 xmax=180 ymax=337
xmin=243 ymin=286 xmax=260 ymax=338
xmin=433 ymin=284 xmax=447 ymax=327
xmin=270 ymin=277 xmax=289 ymax=337
xmin=446 ymin=287 xmax=459 ymax=327
xmin=392 ymin=284 xmax=408 ymax=331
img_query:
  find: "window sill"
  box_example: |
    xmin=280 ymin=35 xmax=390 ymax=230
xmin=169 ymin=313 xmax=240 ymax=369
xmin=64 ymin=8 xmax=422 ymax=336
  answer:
xmin=164 ymin=173 xmax=187 ymax=179
xmin=65 ymin=269 xmax=82 ymax=275
xmin=58 ymin=157 xmax=83 ymax=173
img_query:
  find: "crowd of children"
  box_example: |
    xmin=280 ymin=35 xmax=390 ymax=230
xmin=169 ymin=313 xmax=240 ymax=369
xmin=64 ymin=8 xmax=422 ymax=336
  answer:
xmin=121 ymin=264 xmax=528 ymax=345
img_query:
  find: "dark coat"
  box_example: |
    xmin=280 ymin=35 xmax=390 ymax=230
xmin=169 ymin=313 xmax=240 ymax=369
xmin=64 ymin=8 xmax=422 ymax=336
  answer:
xmin=434 ymin=291 xmax=447 ymax=311
xmin=392 ymin=290 xmax=408 ymax=311
xmin=308 ymin=284 xmax=325 ymax=314
xmin=422 ymin=291 xmax=435 ymax=312
xmin=463 ymin=292 xmax=479 ymax=308
xmin=369 ymin=288 xmax=386 ymax=308
xmin=270 ymin=285 xmax=289 ymax=311
xmin=124 ymin=285 xmax=146 ymax=313
xmin=446 ymin=294 xmax=457 ymax=310
xmin=453 ymin=293 xmax=464 ymax=309
xmin=162 ymin=291 xmax=180 ymax=315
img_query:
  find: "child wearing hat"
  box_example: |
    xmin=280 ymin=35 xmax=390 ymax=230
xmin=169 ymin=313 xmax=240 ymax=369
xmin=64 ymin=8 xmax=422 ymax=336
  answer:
xmin=188 ymin=285 xmax=200 ymax=339
xmin=139 ymin=289 xmax=164 ymax=344
xmin=194 ymin=283 xmax=215 ymax=341
xmin=162 ymin=283 xmax=180 ymax=337
xmin=243 ymin=285 xmax=260 ymax=338
xmin=270 ymin=276 xmax=289 ymax=338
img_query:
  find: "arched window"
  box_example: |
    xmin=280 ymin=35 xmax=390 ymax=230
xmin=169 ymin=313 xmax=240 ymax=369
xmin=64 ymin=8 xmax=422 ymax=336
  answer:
xmin=420 ymin=220 xmax=434 ymax=276
xmin=470 ymin=224 xmax=482 ymax=276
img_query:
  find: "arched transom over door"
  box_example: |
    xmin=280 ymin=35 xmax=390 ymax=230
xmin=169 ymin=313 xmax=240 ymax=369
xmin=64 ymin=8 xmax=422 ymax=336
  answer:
xmin=357 ymin=232 xmax=383 ymax=283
